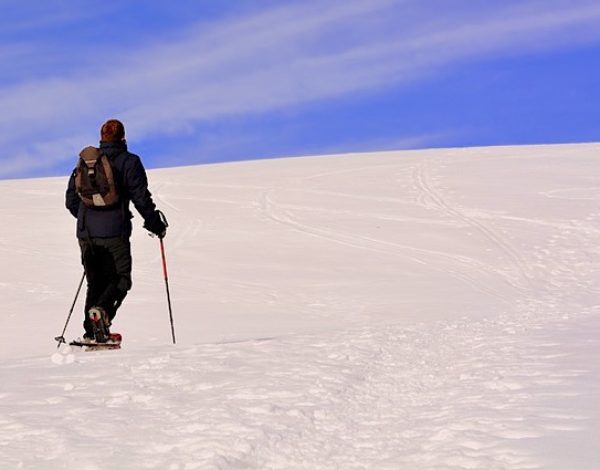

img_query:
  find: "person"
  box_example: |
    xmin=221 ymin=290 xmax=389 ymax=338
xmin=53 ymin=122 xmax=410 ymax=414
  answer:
xmin=65 ymin=119 xmax=167 ymax=342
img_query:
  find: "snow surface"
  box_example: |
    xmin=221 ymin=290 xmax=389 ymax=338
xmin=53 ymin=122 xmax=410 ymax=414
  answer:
xmin=1 ymin=143 xmax=600 ymax=469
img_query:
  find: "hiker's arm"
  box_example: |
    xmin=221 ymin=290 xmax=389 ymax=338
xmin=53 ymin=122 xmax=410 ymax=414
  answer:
xmin=125 ymin=156 xmax=167 ymax=237
xmin=65 ymin=169 xmax=80 ymax=218
xmin=125 ymin=155 xmax=157 ymax=221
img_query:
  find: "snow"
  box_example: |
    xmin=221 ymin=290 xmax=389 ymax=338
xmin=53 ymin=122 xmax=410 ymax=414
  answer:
xmin=1 ymin=143 xmax=599 ymax=469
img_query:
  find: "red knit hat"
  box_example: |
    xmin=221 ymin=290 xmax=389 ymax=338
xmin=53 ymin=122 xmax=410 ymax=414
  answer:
xmin=100 ymin=119 xmax=125 ymax=142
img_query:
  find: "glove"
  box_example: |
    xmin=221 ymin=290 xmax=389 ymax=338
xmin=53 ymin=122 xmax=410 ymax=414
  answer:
xmin=144 ymin=210 xmax=168 ymax=239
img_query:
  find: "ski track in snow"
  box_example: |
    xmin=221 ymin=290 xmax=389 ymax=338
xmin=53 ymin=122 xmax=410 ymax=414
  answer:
xmin=1 ymin=144 xmax=600 ymax=468
xmin=412 ymin=159 xmax=534 ymax=293
xmin=259 ymin=162 xmax=510 ymax=304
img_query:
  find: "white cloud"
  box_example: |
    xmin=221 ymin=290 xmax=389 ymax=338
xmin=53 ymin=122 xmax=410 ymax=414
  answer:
xmin=0 ymin=133 xmax=92 ymax=179
xmin=1 ymin=0 xmax=600 ymax=178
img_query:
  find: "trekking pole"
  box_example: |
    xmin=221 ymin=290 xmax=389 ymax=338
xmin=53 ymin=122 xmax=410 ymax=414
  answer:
xmin=55 ymin=272 xmax=86 ymax=348
xmin=157 ymin=210 xmax=176 ymax=344
xmin=159 ymin=237 xmax=176 ymax=344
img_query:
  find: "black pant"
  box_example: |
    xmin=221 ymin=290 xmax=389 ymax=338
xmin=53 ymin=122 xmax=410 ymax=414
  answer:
xmin=79 ymin=237 xmax=132 ymax=336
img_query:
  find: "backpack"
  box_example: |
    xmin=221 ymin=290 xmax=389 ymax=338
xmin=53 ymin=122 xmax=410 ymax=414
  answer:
xmin=75 ymin=146 xmax=119 ymax=207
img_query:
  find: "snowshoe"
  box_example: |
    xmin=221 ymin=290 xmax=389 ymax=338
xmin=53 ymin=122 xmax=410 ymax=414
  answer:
xmin=70 ymin=332 xmax=122 ymax=351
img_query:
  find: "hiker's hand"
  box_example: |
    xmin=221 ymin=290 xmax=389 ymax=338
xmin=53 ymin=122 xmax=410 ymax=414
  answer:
xmin=144 ymin=211 xmax=167 ymax=238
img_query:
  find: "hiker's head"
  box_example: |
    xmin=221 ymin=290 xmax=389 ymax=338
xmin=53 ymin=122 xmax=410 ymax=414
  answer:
xmin=101 ymin=119 xmax=125 ymax=142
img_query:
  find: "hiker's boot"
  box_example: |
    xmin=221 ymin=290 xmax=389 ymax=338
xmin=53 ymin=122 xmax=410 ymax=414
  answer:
xmin=88 ymin=306 xmax=110 ymax=343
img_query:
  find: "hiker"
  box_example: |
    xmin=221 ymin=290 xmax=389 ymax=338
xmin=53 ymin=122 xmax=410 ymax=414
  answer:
xmin=65 ymin=119 xmax=167 ymax=342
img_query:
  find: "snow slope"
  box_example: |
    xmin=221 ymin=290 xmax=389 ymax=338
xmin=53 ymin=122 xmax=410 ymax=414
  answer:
xmin=1 ymin=144 xmax=599 ymax=469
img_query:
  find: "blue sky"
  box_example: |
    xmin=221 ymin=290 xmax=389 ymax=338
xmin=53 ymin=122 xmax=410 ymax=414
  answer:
xmin=1 ymin=0 xmax=600 ymax=179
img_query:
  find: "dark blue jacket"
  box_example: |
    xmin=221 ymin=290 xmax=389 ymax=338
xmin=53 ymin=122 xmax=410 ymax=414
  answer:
xmin=66 ymin=141 xmax=158 ymax=239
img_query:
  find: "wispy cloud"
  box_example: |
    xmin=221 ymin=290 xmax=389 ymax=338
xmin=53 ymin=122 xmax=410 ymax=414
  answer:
xmin=0 ymin=0 xmax=115 ymax=34
xmin=1 ymin=0 xmax=600 ymax=178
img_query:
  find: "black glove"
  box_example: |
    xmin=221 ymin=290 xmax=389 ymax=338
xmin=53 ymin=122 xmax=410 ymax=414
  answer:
xmin=144 ymin=210 xmax=168 ymax=239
